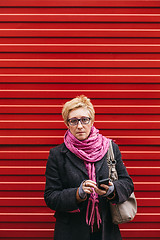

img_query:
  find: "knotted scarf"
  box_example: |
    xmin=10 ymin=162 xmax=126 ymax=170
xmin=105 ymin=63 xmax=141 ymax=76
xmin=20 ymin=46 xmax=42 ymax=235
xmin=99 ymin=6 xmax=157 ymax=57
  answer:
xmin=64 ymin=126 xmax=110 ymax=231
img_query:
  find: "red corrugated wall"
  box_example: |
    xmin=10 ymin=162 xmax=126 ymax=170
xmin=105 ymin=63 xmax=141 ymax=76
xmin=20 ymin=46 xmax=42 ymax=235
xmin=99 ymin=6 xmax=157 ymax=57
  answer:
xmin=0 ymin=0 xmax=160 ymax=239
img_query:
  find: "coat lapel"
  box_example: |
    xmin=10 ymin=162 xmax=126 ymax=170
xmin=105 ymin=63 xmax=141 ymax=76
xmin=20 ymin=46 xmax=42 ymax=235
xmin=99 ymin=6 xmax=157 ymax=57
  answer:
xmin=95 ymin=153 xmax=109 ymax=179
xmin=61 ymin=143 xmax=88 ymax=176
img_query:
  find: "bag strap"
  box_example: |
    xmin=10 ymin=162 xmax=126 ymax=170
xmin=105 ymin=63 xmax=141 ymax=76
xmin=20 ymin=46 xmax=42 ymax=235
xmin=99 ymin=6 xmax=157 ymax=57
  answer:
xmin=107 ymin=140 xmax=118 ymax=181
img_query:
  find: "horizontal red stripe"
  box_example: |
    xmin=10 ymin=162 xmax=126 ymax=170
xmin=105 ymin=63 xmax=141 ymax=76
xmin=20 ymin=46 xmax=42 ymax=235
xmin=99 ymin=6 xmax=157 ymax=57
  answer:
xmin=0 ymin=90 xmax=159 ymax=98
xmin=0 ymin=0 xmax=160 ymax=7
xmin=0 ymin=75 xmax=160 ymax=83
xmin=134 ymin=213 xmax=160 ymax=222
xmin=121 ymin=222 xmax=160 ymax=229
xmin=121 ymin=229 xmax=160 ymax=238
xmin=0 ymin=105 xmax=160 ymax=114
xmin=0 ymin=166 xmax=45 ymax=175
xmin=1 ymin=67 xmax=160 ymax=74
xmin=0 ymin=222 xmax=54 ymax=229
xmin=1 ymin=83 xmax=159 ymax=90
xmin=0 ymin=99 xmax=159 ymax=105
xmin=1 ymin=52 xmax=160 ymax=59
xmin=0 ymin=44 xmax=160 ymax=52
xmin=0 ymin=113 xmax=160 ymax=121
xmin=0 ymin=29 xmax=160 ymax=38
xmin=0 ymin=13 xmax=157 ymax=25
xmin=1 ymin=38 xmax=160 ymax=44
xmin=1 ymin=59 xmax=160 ymax=67
xmin=0 ymin=213 xmax=55 ymax=222
xmin=0 ymin=229 xmax=54 ymax=238
xmin=0 ymin=14 xmax=159 ymax=22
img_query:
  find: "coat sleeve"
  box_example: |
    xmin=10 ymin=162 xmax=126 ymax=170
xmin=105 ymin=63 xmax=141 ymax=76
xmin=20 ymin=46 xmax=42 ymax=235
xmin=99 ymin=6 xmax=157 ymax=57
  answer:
xmin=112 ymin=142 xmax=134 ymax=203
xmin=44 ymin=148 xmax=79 ymax=212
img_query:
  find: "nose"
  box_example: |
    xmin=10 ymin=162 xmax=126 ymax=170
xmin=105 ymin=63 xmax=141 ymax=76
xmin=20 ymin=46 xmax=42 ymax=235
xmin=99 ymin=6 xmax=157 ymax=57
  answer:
xmin=77 ymin=120 xmax=83 ymax=128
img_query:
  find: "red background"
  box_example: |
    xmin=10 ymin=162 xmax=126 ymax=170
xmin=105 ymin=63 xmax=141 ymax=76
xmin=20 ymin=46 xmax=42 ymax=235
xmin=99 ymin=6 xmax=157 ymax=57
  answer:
xmin=0 ymin=0 xmax=160 ymax=239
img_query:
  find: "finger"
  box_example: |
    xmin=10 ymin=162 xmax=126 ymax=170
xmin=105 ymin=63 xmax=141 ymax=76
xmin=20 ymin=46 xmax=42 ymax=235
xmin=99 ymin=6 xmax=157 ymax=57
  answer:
xmin=83 ymin=181 xmax=96 ymax=188
xmin=86 ymin=181 xmax=97 ymax=187
xmin=82 ymin=181 xmax=94 ymax=193
xmin=95 ymin=184 xmax=109 ymax=196
xmin=87 ymin=187 xmax=93 ymax=193
xmin=109 ymin=183 xmax=113 ymax=186
xmin=100 ymin=184 xmax=109 ymax=191
xmin=83 ymin=187 xmax=93 ymax=194
xmin=95 ymin=187 xmax=106 ymax=195
xmin=86 ymin=180 xmax=97 ymax=184
xmin=83 ymin=181 xmax=86 ymax=188
xmin=82 ymin=181 xmax=90 ymax=188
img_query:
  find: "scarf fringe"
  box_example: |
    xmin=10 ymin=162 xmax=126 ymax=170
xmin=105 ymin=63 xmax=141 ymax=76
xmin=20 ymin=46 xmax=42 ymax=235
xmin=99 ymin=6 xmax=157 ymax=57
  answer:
xmin=86 ymin=197 xmax=102 ymax=232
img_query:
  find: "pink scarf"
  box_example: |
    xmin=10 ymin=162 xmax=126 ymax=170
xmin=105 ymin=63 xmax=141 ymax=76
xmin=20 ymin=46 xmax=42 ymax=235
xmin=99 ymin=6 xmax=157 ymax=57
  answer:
xmin=64 ymin=126 xmax=110 ymax=231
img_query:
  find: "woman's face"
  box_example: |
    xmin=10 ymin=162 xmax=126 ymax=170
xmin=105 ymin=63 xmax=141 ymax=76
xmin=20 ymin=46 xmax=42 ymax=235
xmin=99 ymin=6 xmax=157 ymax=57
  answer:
xmin=67 ymin=107 xmax=93 ymax=141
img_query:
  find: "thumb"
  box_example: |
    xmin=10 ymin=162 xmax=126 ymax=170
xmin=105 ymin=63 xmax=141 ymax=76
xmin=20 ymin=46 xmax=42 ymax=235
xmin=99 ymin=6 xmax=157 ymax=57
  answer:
xmin=108 ymin=181 xmax=113 ymax=186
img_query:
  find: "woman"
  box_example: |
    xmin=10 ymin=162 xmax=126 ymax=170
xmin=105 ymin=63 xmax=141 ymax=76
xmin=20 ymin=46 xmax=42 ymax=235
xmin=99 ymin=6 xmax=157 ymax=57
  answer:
xmin=44 ymin=95 xmax=134 ymax=240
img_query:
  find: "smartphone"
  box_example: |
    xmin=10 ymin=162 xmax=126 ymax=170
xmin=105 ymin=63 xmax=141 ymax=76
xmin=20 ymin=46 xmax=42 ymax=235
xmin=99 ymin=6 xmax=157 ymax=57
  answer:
xmin=97 ymin=178 xmax=110 ymax=190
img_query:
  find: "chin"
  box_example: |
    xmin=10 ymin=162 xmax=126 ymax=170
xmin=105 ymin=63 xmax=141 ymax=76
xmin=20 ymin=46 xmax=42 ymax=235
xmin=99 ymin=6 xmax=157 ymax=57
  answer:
xmin=78 ymin=138 xmax=86 ymax=141
xmin=76 ymin=135 xmax=88 ymax=141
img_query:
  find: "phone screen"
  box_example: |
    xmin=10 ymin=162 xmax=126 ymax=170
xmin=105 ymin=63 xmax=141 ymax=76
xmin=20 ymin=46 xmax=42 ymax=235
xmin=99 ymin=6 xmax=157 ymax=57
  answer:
xmin=98 ymin=178 xmax=110 ymax=190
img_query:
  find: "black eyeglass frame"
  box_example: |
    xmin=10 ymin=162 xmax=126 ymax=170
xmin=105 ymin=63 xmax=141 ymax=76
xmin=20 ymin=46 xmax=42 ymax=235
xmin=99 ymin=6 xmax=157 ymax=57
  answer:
xmin=68 ymin=117 xmax=91 ymax=126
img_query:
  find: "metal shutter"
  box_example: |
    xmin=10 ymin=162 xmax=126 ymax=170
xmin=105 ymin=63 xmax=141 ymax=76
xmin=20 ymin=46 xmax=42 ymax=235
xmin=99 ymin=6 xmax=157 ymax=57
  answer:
xmin=0 ymin=0 xmax=160 ymax=239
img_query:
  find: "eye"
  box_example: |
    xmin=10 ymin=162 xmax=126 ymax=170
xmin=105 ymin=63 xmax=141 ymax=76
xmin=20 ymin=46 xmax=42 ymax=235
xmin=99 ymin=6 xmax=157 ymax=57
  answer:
xmin=71 ymin=119 xmax=77 ymax=124
xmin=81 ymin=117 xmax=90 ymax=124
xmin=68 ymin=118 xmax=78 ymax=125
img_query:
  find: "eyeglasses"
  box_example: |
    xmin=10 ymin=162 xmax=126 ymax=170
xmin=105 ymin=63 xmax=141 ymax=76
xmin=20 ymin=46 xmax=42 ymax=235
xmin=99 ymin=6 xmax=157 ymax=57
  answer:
xmin=68 ymin=117 xmax=91 ymax=126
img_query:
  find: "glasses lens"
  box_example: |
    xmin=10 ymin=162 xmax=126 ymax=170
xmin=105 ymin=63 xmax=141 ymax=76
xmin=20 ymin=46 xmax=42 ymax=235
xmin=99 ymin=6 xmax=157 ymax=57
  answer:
xmin=68 ymin=118 xmax=78 ymax=126
xmin=81 ymin=117 xmax=90 ymax=124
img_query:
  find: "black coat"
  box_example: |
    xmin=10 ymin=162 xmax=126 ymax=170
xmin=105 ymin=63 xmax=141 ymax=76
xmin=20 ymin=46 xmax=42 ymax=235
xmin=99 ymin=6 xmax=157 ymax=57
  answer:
xmin=44 ymin=142 xmax=134 ymax=240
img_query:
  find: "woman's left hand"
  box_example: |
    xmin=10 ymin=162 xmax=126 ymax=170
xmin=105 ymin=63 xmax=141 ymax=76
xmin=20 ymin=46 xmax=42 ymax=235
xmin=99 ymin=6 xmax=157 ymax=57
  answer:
xmin=95 ymin=181 xmax=113 ymax=196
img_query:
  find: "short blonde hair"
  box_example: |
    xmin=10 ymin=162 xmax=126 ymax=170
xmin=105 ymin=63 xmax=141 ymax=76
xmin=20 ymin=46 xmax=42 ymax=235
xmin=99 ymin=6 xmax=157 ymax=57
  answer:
xmin=62 ymin=95 xmax=95 ymax=126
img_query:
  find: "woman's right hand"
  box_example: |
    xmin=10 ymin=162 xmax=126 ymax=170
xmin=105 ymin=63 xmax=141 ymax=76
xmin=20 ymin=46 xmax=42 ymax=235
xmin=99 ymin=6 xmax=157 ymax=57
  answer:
xmin=76 ymin=180 xmax=97 ymax=202
xmin=82 ymin=180 xmax=97 ymax=195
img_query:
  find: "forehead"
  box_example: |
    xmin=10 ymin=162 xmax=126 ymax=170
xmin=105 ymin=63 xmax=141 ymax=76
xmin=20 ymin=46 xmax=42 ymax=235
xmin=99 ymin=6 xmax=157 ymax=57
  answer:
xmin=68 ymin=107 xmax=90 ymax=119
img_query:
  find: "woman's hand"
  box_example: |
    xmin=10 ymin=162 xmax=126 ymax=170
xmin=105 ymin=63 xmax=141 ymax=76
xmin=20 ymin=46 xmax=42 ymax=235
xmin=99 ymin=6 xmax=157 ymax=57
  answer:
xmin=95 ymin=181 xmax=113 ymax=196
xmin=82 ymin=180 xmax=97 ymax=194
xmin=76 ymin=180 xmax=97 ymax=202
